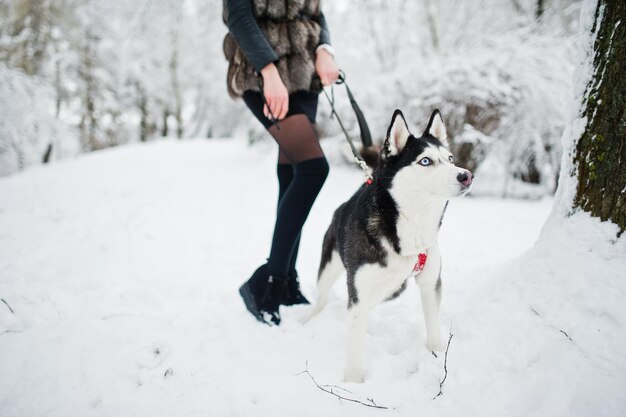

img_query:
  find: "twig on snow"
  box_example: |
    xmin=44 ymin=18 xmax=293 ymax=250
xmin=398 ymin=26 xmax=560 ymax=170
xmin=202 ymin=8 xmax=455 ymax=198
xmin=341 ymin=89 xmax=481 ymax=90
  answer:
xmin=1 ymin=298 xmax=14 ymax=314
xmin=320 ymin=384 xmax=354 ymax=395
xmin=530 ymin=307 xmax=574 ymax=343
xmin=559 ymin=329 xmax=573 ymax=342
xmin=433 ymin=333 xmax=454 ymax=400
xmin=1 ymin=330 xmax=22 ymax=336
xmin=297 ymin=362 xmax=389 ymax=410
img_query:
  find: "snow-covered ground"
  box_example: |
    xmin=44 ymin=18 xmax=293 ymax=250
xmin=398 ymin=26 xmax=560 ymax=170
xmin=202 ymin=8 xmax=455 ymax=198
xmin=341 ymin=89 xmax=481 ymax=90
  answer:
xmin=0 ymin=139 xmax=624 ymax=417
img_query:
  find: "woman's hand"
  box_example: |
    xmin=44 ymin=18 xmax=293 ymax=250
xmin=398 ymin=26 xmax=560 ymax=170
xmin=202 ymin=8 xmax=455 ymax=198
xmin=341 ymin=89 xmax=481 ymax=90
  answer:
xmin=260 ymin=63 xmax=289 ymax=120
xmin=315 ymin=48 xmax=339 ymax=86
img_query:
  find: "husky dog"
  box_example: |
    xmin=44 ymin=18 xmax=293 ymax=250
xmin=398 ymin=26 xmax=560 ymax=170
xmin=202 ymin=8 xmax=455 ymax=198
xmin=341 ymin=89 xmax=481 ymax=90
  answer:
xmin=304 ymin=109 xmax=473 ymax=382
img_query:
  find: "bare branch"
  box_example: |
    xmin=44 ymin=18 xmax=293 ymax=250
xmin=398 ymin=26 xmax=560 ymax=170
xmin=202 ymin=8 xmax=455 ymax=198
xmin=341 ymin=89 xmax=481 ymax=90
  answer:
xmin=297 ymin=362 xmax=390 ymax=410
xmin=433 ymin=333 xmax=454 ymax=399
xmin=559 ymin=329 xmax=573 ymax=342
xmin=530 ymin=307 xmax=574 ymax=343
xmin=321 ymin=384 xmax=354 ymax=395
xmin=1 ymin=298 xmax=14 ymax=314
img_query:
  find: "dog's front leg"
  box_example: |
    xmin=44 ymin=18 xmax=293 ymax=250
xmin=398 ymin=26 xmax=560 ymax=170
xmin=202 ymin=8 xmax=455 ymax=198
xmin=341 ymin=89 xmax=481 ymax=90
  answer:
xmin=344 ymin=303 xmax=368 ymax=383
xmin=416 ymin=244 xmax=444 ymax=352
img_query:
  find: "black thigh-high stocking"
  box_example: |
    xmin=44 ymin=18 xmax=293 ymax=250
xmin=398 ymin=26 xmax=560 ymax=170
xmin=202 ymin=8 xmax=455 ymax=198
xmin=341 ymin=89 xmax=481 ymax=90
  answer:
xmin=276 ymin=162 xmax=301 ymax=275
xmin=267 ymin=114 xmax=329 ymax=277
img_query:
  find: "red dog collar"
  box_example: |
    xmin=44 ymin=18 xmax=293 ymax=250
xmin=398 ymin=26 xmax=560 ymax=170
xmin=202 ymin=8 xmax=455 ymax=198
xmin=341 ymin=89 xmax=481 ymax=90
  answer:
xmin=413 ymin=252 xmax=428 ymax=274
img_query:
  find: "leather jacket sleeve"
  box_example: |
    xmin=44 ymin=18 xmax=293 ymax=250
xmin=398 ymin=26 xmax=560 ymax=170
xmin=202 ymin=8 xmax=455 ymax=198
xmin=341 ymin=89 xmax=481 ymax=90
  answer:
xmin=317 ymin=12 xmax=331 ymax=46
xmin=224 ymin=0 xmax=279 ymax=73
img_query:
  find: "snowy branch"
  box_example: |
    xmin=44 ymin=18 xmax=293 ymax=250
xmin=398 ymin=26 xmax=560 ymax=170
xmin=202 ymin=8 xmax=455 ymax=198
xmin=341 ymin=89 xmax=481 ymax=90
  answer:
xmin=297 ymin=362 xmax=389 ymax=410
xmin=433 ymin=333 xmax=454 ymax=399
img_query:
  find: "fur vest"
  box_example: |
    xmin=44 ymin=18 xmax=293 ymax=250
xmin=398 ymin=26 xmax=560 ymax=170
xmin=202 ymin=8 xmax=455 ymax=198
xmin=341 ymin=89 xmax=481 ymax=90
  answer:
xmin=223 ymin=0 xmax=322 ymax=98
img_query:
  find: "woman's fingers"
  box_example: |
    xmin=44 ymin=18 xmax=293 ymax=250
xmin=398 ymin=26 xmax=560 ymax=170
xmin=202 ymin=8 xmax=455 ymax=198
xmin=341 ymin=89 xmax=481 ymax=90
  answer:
xmin=264 ymin=99 xmax=274 ymax=119
xmin=260 ymin=63 xmax=289 ymax=120
xmin=320 ymin=69 xmax=339 ymax=86
xmin=263 ymin=94 xmax=288 ymax=120
xmin=269 ymin=97 xmax=278 ymax=119
xmin=277 ymin=95 xmax=289 ymax=120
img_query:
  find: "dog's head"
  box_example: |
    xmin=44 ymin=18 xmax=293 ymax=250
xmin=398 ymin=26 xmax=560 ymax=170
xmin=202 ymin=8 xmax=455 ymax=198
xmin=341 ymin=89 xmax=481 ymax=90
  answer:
xmin=375 ymin=109 xmax=473 ymax=199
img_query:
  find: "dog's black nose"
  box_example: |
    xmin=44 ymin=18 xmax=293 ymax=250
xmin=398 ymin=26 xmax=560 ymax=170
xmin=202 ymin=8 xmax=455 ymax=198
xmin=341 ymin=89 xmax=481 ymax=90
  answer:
xmin=457 ymin=170 xmax=473 ymax=186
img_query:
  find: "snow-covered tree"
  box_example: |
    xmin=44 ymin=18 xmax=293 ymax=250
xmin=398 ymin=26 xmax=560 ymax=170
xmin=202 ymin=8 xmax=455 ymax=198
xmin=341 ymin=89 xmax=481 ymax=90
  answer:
xmin=0 ymin=64 xmax=78 ymax=174
xmin=553 ymin=0 xmax=625 ymax=234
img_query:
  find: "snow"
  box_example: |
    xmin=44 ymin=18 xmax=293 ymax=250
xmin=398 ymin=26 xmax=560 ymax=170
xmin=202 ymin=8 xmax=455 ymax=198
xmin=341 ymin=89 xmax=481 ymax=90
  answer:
xmin=549 ymin=0 xmax=599 ymax=220
xmin=1 ymin=139 xmax=625 ymax=417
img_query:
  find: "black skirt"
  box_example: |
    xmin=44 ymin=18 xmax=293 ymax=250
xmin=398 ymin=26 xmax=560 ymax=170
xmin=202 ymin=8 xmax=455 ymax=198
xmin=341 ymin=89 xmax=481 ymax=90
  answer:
xmin=242 ymin=90 xmax=319 ymax=129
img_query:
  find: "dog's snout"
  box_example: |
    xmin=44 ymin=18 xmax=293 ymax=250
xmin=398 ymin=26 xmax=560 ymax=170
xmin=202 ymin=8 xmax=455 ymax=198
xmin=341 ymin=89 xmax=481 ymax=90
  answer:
xmin=457 ymin=170 xmax=473 ymax=186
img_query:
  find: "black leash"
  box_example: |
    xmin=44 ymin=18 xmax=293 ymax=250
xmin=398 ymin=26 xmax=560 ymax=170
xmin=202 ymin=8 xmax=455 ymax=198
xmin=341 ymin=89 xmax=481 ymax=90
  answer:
xmin=334 ymin=71 xmax=372 ymax=147
xmin=321 ymin=71 xmax=373 ymax=181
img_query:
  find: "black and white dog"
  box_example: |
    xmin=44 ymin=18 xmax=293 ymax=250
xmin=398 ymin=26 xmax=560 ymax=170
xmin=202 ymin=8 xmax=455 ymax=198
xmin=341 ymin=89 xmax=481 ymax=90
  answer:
xmin=304 ymin=109 xmax=473 ymax=382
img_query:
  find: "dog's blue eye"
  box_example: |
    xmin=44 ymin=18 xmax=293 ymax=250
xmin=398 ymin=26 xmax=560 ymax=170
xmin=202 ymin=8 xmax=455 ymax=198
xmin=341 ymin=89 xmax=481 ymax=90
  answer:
xmin=448 ymin=155 xmax=454 ymax=163
xmin=418 ymin=157 xmax=431 ymax=166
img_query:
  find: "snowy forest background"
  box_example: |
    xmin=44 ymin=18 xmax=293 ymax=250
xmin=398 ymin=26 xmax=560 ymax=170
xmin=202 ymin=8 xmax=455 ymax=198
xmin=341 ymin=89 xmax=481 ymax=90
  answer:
xmin=1 ymin=0 xmax=582 ymax=197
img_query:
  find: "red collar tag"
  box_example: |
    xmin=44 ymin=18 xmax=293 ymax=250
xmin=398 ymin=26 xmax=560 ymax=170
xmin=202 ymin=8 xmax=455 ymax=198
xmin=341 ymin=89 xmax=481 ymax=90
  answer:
xmin=413 ymin=252 xmax=428 ymax=274
xmin=365 ymin=178 xmax=373 ymax=186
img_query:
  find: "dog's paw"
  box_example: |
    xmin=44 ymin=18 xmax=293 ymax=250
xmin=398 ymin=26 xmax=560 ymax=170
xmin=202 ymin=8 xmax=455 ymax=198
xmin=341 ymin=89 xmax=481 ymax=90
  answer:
xmin=427 ymin=338 xmax=445 ymax=353
xmin=344 ymin=368 xmax=365 ymax=383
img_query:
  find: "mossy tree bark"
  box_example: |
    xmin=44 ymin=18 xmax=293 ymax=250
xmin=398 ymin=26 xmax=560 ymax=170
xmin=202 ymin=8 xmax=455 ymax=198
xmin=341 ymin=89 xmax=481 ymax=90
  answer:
xmin=573 ymin=0 xmax=626 ymax=235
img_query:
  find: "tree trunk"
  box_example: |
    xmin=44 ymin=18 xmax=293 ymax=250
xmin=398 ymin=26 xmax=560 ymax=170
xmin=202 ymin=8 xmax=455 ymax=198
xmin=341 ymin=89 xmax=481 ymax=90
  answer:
xmin=80 ymin=34 xmax=98 ymax=151
xmin=42 ymin=143 xmax=53 ymax=163
xmin=139 ymin=91 xmax=148 ymax=142
xmin=573 ymin=0 xmax=626 ymax=235
xmin=54 ymin=58 xmax=62 ymax=118
xmin=168 ymin=2 xmax=184 ymax=139
xmin=536 ymin=0 xmax=544 ymax=20
xmin=162 ymin=109 xmax=170 ymax=137
xmin=12 ymin=0 xmax=48 ymax=76
xmin=426 ymin=0 xmax=439 ymax=50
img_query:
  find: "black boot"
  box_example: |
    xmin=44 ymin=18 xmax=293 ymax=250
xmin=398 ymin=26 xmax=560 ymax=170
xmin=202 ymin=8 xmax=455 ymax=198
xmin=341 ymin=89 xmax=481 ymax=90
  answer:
xmin=239 ymin=264 xmax=288 ymax=325
xmin=281 ymin=270 xmax=310 ymax=306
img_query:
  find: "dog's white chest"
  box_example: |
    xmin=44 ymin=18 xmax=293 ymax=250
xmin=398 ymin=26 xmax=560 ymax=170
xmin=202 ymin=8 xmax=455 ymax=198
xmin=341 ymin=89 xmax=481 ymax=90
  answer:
xmin=395 ymin=211 xmax=440 ymax=256
xmin=388 ymin=182 xmax=447 ymax=257
xmin=397 ymin=216 xmax=435 ymax=253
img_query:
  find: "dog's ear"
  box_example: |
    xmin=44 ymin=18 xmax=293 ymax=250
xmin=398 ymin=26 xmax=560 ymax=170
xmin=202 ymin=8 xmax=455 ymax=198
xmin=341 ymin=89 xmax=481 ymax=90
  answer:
xmin=424 ymin=109 xmax=448 ymax=147
xmin=384 ymin=109 xmax=410 ymax=158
